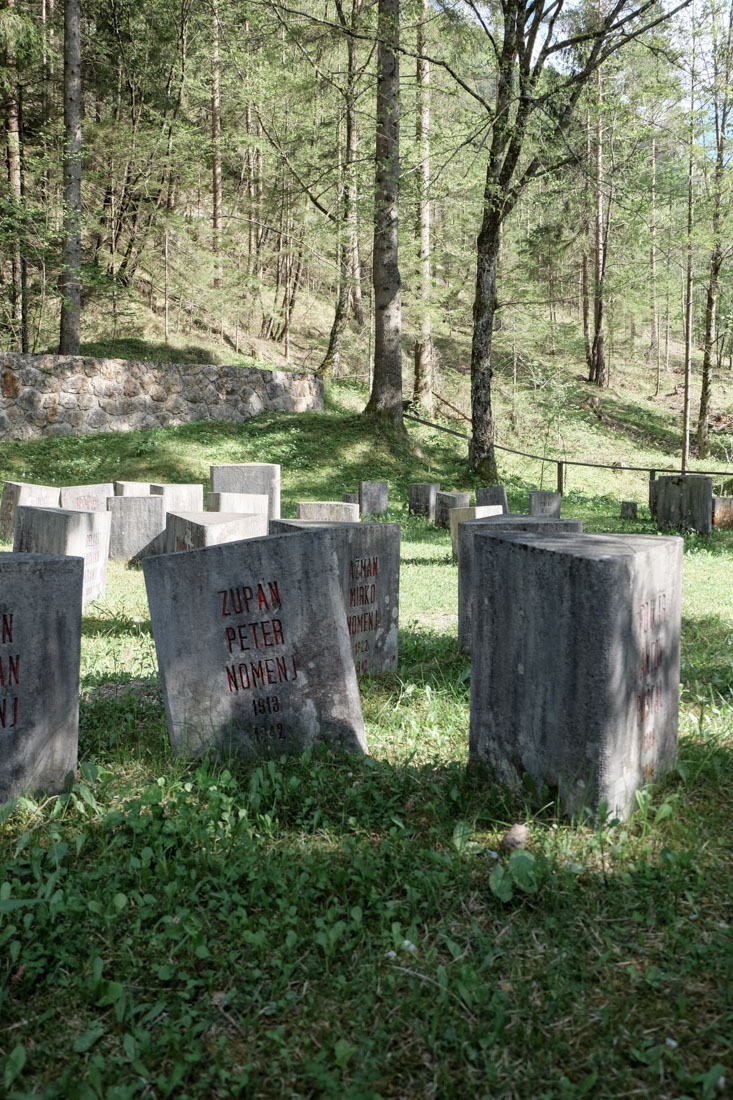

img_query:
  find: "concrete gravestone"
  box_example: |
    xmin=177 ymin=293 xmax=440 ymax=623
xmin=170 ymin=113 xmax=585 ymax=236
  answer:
xmin=164 ymin=511 xmax=268 ymax=553
xmin=13 ymin=506 xmax=111 ymax=608
xmin=60 ymin=483 xmax=114 ymax=512
xmin=0 ymin=553 xmax=83 ymax=802
xmin=476 ymin=485 xmax=509 ymax=513
xmin=408 ymin=483 xmax=440 ymax=522
xmin=435 ymin=491 xmax=470 ymax=528
xmin=457 ymin=515 xmax=583 ymax=652
xmin=0 ymin=481 xmax=60 ymax=541
xmin=207 ymin=491 xmax=269 ymax=517
xmin=449 ymin=504 xmax=503 ymax=561
xmin=656 ymin=475 xmax=712 ymax=534
xmin=342 ymin=493 xmax=359 ymax=505
xmin=143 ymin=530 xmax=367 ymax=759
xmin=210 ymin=464 xmax=281 ymax=522
xmin=621 ymin=501 xmax=638 ymax=520
xmin=270 ymin=519 xmax=399 ymax=674
xmin=529 ymin=490 xmax=562 ymax=517
xmin=713 ymin=496 xmax=733 ymax=529
xmin=150 ymin=483 xmax=204 ymax=514
xmin=296 ymin=501 xmax=360 ymax=523
xmin=359 ymin=481 xmax=388 ymax=517
xmin=114 ymin=481 xmax=151 ymax=496
xmin=107 ymin=495 xmax=166 ymax=561
xmin=469 ymin=532 xmax=682 ymax=818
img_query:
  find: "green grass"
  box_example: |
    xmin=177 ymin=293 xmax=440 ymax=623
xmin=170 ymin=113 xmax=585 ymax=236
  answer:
xmin=1 ymin=386 xmax=732 ymax=1098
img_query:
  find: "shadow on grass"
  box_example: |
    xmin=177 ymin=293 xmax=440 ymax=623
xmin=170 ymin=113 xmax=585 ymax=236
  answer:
xmin=682 ymin=611 xmax=733 ymax=703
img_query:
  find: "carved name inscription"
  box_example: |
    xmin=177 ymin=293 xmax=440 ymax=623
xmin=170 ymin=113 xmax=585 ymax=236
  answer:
xmin=347 ymin=556 xmax=380 ymax=674
xmin=636 ymin=592 xmax=667 ymax=781
xmin=0 ymin=611 xmax=20 ymax=729
xmin=218 ymin=579 xmax=296 ymax=745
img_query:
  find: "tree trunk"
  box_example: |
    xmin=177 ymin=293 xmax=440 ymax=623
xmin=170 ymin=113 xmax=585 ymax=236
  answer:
xmin=590 ymin=67 xmax=606 ymax=387
xmin=211 ymin=0 xmax=223 ymax=289
xmin=59 ymin=0 xmax=82 ymax=355
xmin=365 ymin=0 xmax=403 ymax=424
xmin=682 ymin=80 xmax=695 ymax=472
xmin=6 ymin=0 xmax=25 ymax=350
xmin=346 ymin=6 xmax=364 ymax=326
xmin=469 ymin=199 xmax=501 ymax=479
xmin=649 ymin=138 xmax=660 ymax=394
xmin=413 ymin=0 xmax=433 ymax=413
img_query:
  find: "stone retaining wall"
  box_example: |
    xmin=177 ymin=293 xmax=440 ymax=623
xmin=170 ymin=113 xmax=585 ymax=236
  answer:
xmin=0 ymin=353 xmax=323 ymax=439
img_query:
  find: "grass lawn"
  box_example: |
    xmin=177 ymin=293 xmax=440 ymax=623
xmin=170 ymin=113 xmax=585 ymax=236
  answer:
xmin=1 ymin=393 xmax=732 ymax=1099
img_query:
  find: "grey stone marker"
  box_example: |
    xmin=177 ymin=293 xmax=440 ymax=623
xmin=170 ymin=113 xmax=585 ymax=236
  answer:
xmin=13 ymin=506 xmax=111 ymax=608
xmin=164 ymin=511 xmax=268 ymax=553
xmin=210 ymin=464 xmax=281 ymax=522
xmin=449 ymin=505 xmax=503 ymax=561
xmin=115 ymin=481 xmax=151 ymax=496
xmin=107 ymin=495 xmax=166 ymax=561
xmin=297 ymin=501 xmax=360 ymax=523
xmin=656 ymin=475 xmax=713 ymax=534
xmin=649 ymin=479 xmax=659 ymax=517
xmin=270 ymin=519 xmax=399 ymax=675
xmin=435 ymin=491 xmax=470 ymax=528
xmin=621 ymin=501 xmax=638 ymax=520
xmin=0 ymin=553 xmax=83 ymax=803
xmin=207 ymin=491 xmax=269 ymax=518
xmin=408 ymin=483 xmax=440 ymax=522
xmin=529 ymin=490 xmax=562 ymax=517
xmin=143 ymin=530 xmax=367 ymax=759
xmin=60 ymin=483 xmax=114 ymax=512
xmin=0 ymin=481 xmax=60 ymax=541
xmin=359 ymin=481 xmax=388 ymax=516
xmin=150 ymin=483 xmax=204 ymax=514
xmin=469 ymin=531 xmax=682 ymax=819
xmin=458 ymin=515 xmax=583 ymax=652
xmin=342 ymin=493 xmax=359 ymax=505
xmin=476 ymin=485 xmax=509 ymax=513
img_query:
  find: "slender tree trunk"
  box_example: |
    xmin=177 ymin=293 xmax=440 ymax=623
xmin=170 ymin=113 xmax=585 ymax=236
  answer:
xmin=469 ymin=204 xmax=501 ymax=479
xmin=682 ymin=78 xmax=695 ymax=472
xmin=59 ymin=0 xmax=82 ymax=355
xmin=590 ymin=67 xmax=606 ymax=387
xmin=650 ymin=138 xmax=660 ymax=394
xmin=365 ymin=0 xmax=403 ymax=423
xmin=211 ymin=0 xmax=223 ymax=289
xmin=6 ymin=0 xmax=25 ymax=351
xmin=413 ymin=0 xmax=433 ymax=413
xmin=346 ymin=4 xmax=364 ymax=326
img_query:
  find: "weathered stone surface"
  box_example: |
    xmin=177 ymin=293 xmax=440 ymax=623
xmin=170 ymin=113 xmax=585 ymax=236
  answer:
xmin=143 ymin=530 xmax=366 ymax=759
xmin=713 ymin=496 xmax=733 ymax=529
xmin=13 ymin=506 xmax=111 ymax=608
xmin=458 ymin=515 xmax=584 ymax=652
xmin=529 ymin=490 xmax=562 ymax=517
xmin=469 ymin=532 xmax=682 ymax=819
xmin=297 ymin=501 xmax=360 ymax=523
xmin=210 ymin=464 xmax=281 ymax=521
xmin=435 ymin=491 xmax=470 ymax=528
xmin=408 ymin=482 xmax=440 ymax=522
xmin=206 ymin=491 xmax=269 ymax=517
xmin=60 ymin=483 xmax=114 ymax=512
xmin=449 ymin=505 xmax=503 ymax=561
xmin=0 ymin=553 xmax=83 ymax=802
xmin=164 ymin=511 xmax=268 ymax=553
xmin=359 ymin=481 xmax=388 ymax=516
xmin=621 ymin=501 xmax=638 ymax=520
xmin=115 ymin=481 xmax=151 ymax=496
xmin=656 ymin=475 xmax=712 ymax=534
xmin=270 ymin=519 xmax=399 ymax=675
xmin=107 ymin=495 xmax=166 ymax=561
xmin=0 ymin=481 xmax=60 ymax=541
xmin=649 ymin=479 xmax=659 ymax=516
xmin=476 ymin=485 xmax=509 ymax=513
xmin=342 ymin=493 xmax=359 ymax=505
xmin=0 ymin=353 xmax=324 ymax=440
xmin=150 ymin=483 xmax=204 ymax=514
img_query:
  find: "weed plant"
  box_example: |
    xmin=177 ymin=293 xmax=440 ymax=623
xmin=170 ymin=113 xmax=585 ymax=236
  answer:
xmin=1 ymin=389 xmax=732 ymax=1098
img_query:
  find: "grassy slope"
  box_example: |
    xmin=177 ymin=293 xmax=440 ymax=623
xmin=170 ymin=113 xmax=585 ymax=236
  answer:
xmin=0 ymin=373 xmax=732 ymax=1098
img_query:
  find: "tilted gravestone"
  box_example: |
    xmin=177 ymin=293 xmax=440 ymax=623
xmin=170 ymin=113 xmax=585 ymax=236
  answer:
xmin=469 ymin=531 xmax=682 ymax=819
xmin=107 ymin=495 xmax=166 ymax=561
xmin=449 ymin=505 xmax=503 ymax=561
xmin=0 ymin=552 xmax=83 ymax=802
xmin=270 ymin=519 xmax=399 ymax=674
xmin=656 ymin=475 xmax=712 ymax=534
xmin=150 ymin=483 xmax=204 ymax=514
xmin=296 ymin=501 xmax=360 ymax=523
xmin=408 ymin=483 xmax=440 ymax=522
xmin=435 ymin=491 xmax=470 ymax=528
xmin=210 ymin=464 xmax=281 ymax=522
xmin=529 ymin=490 xmax=562 ymax=517
xmin=115 ymin=481 xmax=151 ymax=496
xmin=457 ymin=515 xmax=583 ymax=652
xmin=13 ymin=506 xmax=111 ymax=608
xmin=713 ymin=496 xmax=733 ymax=529
xmin=359 ymin=481 xmax=388 ymax=517
xmin=60 ymin=483 xmax=114 ymax=512
xmin=143 ymin=530 xmax=367 ymax=759
xmin=164 ymin=511 xmax=268 ymax=553
xmin=476 ymin=485 xmax=509 ymax=513
xmin=207 ymin=491 xmax=269 ymax=517
xmin=0 ymin=481 xmax=60 ymax=541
